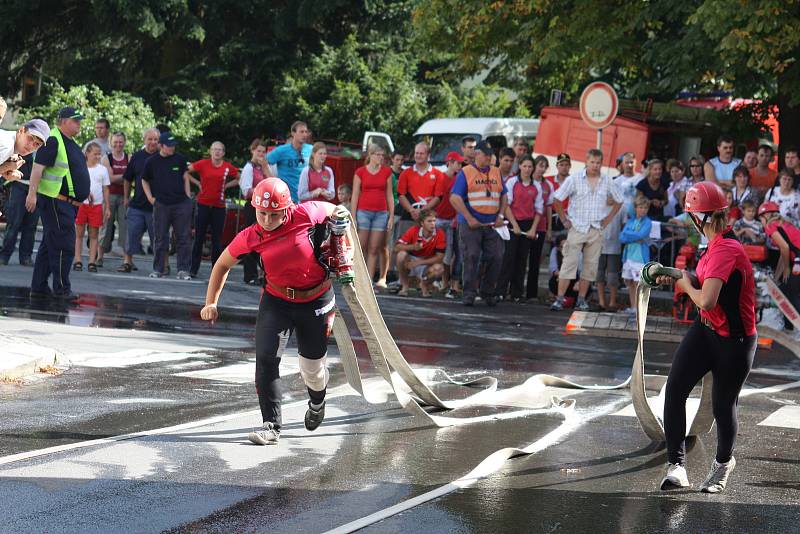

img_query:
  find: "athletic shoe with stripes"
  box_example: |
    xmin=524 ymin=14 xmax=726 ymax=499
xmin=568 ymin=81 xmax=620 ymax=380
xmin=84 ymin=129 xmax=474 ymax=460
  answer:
xmin=248 ymin=422 xmax=280 ymax=445
xmin=699 ymin=456 xmax=736 ymax=493
xmin=660 ymin=463 xmax=690 ymax=490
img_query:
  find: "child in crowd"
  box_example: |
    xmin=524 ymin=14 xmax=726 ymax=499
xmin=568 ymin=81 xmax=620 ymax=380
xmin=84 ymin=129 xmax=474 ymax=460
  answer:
xmin=394 ymin=209 xmax=445 ymax=297
xmin=548 ymin=234 xmax=585 ymax=307
xmin=74 ymin=142 xmax=110 ymax=272
xmin=725 ymin=189 xmax=741 ymax=225
xmin=596 ymin=195 xmax=627 ymax=311
xmin=337 ymin=183 xmax=352 ymax=213
xmin=733 ymin=199 xmax=766 ymax=245
xmin=620 ymin=198 xmax=652 ymax=314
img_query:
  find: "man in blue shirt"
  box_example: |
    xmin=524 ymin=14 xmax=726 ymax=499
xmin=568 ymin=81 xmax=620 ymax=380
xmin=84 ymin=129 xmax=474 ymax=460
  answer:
xmin=267 ymin=120 xmax=312 ymax=202
xmin=449 ymin=141 xmax=508 ymax=307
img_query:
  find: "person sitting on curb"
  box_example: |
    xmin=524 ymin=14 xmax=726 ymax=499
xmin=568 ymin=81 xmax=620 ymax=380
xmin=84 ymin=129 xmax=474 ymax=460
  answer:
xmin=394 ymin=209 xmax=445 ymax=297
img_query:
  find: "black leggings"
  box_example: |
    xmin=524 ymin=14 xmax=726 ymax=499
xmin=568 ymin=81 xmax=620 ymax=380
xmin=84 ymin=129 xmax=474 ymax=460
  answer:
xmin=254 ymin=289 xmax=335 ymax=428
xmin=664 ymin=321 xmax=756 ymax=465
xmin=780 ymin=273 xmax=800 ymax=330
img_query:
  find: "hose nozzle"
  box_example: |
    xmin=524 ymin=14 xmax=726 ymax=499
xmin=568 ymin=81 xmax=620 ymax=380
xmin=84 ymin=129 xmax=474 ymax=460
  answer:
xmin=640 ymin=261 xmax=683 ymax=289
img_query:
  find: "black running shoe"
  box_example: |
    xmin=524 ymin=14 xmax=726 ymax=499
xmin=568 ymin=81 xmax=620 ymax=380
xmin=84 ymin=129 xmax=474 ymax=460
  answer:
xmin=304 ymin=401 xmax=326 ymax=431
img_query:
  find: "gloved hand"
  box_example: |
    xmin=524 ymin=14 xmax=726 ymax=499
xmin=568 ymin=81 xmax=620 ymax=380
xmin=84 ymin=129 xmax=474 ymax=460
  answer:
xmin=328 ymin=205 xmax=351 ymax=235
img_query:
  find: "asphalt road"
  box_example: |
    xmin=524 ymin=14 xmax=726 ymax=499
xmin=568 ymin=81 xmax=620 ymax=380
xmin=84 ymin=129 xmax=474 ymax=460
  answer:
xmin=0 ymin=256 xmax=798 ymax=533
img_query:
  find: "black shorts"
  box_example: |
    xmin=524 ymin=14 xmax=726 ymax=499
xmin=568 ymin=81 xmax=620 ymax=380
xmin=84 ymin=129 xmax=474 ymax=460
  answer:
xmin=256 ymin=288 xmax=336 ymax=360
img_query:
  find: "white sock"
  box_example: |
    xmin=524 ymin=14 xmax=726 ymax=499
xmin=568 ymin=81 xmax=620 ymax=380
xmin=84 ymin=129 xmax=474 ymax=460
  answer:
xmin=310 ymin=401 xmax=324 ymax=411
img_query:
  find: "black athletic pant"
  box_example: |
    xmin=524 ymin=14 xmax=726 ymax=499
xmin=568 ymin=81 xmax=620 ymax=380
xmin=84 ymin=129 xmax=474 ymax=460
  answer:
xmin=190 ymin=204 xmax=226 ymax=276
xmin=241 ymin=203 xmax=261 ymax=282
xmin=779 ymin=273 xmax=800 ymax=330
xmin=254 ymin=288 xmax=335 ymax=428
xmin=664 ymin=321 xmax=756 ymax=465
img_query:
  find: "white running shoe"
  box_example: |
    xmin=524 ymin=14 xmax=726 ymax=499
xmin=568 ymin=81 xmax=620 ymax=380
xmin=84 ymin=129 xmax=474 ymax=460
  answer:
xmin=699 ymin=457 xmax=736 ymax=493
xmin=660 ymin=463 xmax=690 ymax=490
xmin=248 ymin=422 xmax=280 ymax=445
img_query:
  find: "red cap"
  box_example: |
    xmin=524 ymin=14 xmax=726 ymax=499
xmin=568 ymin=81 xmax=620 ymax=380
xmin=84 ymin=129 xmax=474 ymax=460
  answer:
xmin=684 ymin=181 xmax=728 ymax=213
xmin=251 ymin=177 xmax=293 ymax=211
xmin=757 ymin=201 xmax=780 ymax=217
xmin=445 ymin=151 xmax=465 ymax=162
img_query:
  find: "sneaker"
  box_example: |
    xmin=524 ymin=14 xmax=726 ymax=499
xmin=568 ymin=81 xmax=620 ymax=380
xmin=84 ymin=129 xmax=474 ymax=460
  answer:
xmin=622 ymin=307 xmax=636 ymax=315
xmin=463 ymin=295 xmax=475 ymax=307
xmin=444 ymin=289 xmax=457 ymax=300
xmin=699 ymin=457 xmax=736 ymax=493
xmin=575 ymin=299 xmax=590 ymax=312
xmin=177 ymin=271 xmax=191 ymax=280
xmin=661 ymin=463 xmax=690 ymax=490
xmin=550 ymin=299 xmax=564 ymax=311
xmin=148 ymin=271 xmax=164 ymax=278
xmin=19 ymin=258 xmax=33 ymax=267
xmin=484 ymin=295 xmax=497 ymax=307
xmin=248 ymin=422 xmax=280 ymax=445
xmin=0 ymin=258 xmax=8 ymax=266
xmin=304 ymin=401 xmax=326 ymax=431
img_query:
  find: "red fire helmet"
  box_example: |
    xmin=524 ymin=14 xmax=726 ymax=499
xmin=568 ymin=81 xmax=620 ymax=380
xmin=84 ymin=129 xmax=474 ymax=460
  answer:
xmin=757 ymin=201 xmax=780 ymax=218
xmin=251 ymin=177 xmax=293 ymax=211
xmin=684 ymin=181 xmax=728 ymax=213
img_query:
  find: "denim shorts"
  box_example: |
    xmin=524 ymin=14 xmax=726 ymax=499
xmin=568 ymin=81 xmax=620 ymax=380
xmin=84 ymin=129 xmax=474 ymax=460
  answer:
xmin=356 ymin=209 xmax=389 ymax=231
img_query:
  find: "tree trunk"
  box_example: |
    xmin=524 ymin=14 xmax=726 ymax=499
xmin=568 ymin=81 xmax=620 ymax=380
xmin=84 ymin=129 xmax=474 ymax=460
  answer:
xmin=777 ymin=60 xmax=800 ymax=164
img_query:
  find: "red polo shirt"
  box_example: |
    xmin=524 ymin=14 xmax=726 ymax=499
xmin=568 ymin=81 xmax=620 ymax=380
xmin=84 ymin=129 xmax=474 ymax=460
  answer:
xmin=696 ymin=228 xmax=756 ymax=337
xmin=398 ymin=165 xmax=443 ymax=206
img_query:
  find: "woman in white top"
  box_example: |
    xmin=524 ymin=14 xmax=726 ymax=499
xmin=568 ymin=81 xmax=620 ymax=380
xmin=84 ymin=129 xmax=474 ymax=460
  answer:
xmin=767 ymin=169 xmax=800 ymax=225
xmin=239 ymin=138 xmax=270 ymax=284
xmin=297 ymin=142 xmax=335 ymax=202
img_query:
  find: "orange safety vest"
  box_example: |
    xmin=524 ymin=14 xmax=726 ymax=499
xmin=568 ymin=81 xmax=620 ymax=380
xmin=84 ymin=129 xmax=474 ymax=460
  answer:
xmin=464 ymin=165 xmax=503 ymax=215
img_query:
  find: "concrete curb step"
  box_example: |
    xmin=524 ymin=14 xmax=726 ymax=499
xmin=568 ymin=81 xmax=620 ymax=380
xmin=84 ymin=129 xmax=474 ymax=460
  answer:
xmin=0 ymin=340 xmax=61 ymax=381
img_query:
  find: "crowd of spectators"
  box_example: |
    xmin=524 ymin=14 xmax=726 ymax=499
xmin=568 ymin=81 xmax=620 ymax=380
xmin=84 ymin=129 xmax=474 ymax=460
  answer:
xmin=1 ymin=101 xmax=797 ymax=315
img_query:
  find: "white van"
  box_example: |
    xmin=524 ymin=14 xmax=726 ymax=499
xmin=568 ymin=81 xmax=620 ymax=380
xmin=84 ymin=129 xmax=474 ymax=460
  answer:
xmin=363 ymin=117 xmax=539 ymax=165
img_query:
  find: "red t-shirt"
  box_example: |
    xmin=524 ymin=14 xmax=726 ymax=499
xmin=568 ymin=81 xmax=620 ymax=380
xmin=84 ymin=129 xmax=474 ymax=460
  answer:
xmin=107 ymin=152 xmax=128 ymax=195
xmin=435 ymin=172 xmax=457 ymax=220
xmin=696 ymin=228 xmax=756 ymax=337
xmin=546 ymin=175 xmax=569 ymax=211
xmin=398 ymin=165 xmax=443 ymax=205
xmin=227 ymin=201 xmax=330 ymax=302
xmin=397 ymin=225 xmax=446 ymax=258
xmin=193 ymin=159 xmax=240 ymax=208
xmin=765 ymin=220 xmax=800 ymax=260
xmin=354 ymin=166 xmax=391 ymax=212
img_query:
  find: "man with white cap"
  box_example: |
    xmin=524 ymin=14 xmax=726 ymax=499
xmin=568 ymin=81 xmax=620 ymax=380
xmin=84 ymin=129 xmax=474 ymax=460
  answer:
xmin=0 ymin=118 xmax=50 ymax=182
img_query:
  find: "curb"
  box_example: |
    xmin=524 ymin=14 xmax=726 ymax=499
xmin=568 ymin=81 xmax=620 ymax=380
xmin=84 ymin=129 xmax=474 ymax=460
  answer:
xmin=0 ymin=342 xmax=61 ymax=381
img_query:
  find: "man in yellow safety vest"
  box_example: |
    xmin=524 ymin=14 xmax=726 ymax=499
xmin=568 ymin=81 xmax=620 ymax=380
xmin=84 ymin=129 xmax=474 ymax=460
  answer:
xmin=25 ymin=107 xmax=90 ymax=300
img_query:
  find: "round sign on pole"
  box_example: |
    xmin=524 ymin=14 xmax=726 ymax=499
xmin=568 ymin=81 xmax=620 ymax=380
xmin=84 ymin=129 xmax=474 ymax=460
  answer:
xmin=579 ymin=82 xmax=619 ymax=130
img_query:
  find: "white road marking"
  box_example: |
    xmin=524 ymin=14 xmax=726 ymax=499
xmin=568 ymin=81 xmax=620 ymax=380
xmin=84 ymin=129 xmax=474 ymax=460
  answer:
xmin=758 ymin=405 xmax=800 ymax=429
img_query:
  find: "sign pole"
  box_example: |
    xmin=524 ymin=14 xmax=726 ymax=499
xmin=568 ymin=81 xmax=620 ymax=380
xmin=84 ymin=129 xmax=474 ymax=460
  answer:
xmin=597 ymin=129 xmax=602 ymax=150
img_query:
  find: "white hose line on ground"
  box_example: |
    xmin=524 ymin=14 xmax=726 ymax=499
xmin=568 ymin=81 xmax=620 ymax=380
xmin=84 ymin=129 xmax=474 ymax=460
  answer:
xmin=323 ymin=398 xmax=627 ymax=534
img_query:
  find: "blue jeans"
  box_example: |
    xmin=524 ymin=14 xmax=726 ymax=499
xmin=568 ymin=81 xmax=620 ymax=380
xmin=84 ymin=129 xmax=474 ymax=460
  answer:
xmin=31 ymin=195 xmax=77 ymax=295
xmin=125 ymin=206 xmax=154 ymax=256
xmin=191 ymin=204 xmax=226 ymax=275
xmin=1 ymin=182 xmax=39 ymax=262
xmin=152 ymin=199 xmax=192 ymax=273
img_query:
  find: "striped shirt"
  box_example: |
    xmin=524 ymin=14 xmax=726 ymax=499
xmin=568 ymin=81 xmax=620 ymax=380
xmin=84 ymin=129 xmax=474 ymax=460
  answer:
xmin=553 ymin=170 xmax=623 ymax=233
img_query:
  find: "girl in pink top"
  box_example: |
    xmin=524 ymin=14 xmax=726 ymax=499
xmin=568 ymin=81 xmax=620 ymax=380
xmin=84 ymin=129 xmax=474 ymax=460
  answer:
xmin=351 ymin=143 xmax=394 ymax=285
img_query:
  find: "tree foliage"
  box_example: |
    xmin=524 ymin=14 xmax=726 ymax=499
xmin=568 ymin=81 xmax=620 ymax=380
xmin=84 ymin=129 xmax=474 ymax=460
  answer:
xmin=413 ymin=0 xmax=800 ymax=146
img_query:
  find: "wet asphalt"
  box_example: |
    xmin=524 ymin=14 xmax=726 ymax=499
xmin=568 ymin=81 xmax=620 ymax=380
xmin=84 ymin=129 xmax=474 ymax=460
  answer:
xmin=0 ymin=257 xmax=798 ymax=533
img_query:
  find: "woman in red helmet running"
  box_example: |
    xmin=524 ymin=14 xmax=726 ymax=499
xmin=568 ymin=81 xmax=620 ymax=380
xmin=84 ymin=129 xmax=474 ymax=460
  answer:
xmin=200 ymin=177 xmax=351 ymax=445
xmin=656 ymin=181 xmax=756 ymax=493
xmin=758 ymin=200 xmax=800 ymax=329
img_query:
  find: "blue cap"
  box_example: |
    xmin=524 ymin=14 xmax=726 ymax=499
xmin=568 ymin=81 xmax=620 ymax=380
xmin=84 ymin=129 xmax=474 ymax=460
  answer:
xmin=57 ymin=107 xmax=84 ymax=120
xmin=159 ymin=132 xmax=177 ymax=147
xmin=475 ymin=140 xmax=493 ymax=156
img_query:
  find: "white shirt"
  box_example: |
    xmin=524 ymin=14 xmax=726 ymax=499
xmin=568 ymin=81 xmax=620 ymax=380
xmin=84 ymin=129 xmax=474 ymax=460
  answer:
xmin=767 ymin=186 xmax=800 ymax=225
xmin=85 ymin=164 xmax=110 ymax=205
xmin=0 ymin=129 xmax=16 ymax=164
xmin=665 ymin=177 xmax=693 ymax=217
xmin=553 ymin=170 xmax=623 ymax=233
